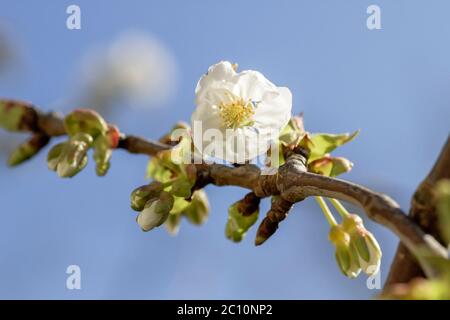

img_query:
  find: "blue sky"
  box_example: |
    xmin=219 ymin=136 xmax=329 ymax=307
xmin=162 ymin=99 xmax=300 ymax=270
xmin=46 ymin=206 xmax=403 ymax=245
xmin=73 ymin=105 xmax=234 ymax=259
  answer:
xmin=0 ymin=0 xmax=449 ymax=299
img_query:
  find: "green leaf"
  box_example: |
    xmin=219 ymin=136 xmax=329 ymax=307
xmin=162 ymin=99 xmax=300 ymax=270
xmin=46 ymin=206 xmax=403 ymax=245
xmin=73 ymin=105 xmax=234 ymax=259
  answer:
xmin=146 ymin=158 xmax=172 ymax=182
xmin=169 ymin=177 xmax=193 ymax=198
xmin=225 ymin=202 xmax=259 ymax=243
xmin=309 ymin=130 xmax=359 ymax=162
xmin=170 ymin=196 xmax=191 ymax=215
xmin=163 ymin=190 xmax=209 ymax=235
xmin=165 ymin=212 xmax=182 ymax=235
xmin=184 ymin=190 xmax=209 ymax=225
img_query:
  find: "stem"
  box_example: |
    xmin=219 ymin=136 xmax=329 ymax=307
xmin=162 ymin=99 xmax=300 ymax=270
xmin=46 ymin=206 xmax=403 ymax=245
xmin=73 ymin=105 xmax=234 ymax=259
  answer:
xmin=329 ymin=198 xmax=350 ymax=217
xmin=315 ymin=196 xmax=337 ymax=226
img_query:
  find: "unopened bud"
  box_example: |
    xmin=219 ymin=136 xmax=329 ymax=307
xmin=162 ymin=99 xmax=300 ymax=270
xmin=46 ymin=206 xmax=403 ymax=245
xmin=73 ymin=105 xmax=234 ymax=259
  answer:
xmin=329 ymin=225 xmax=361 ymax=278
xmin=8 ymin=133 xmax=49 ymax=166
xmin=93 ymin=135 xmax=112 ymax=176
xmin=47 ymin=142 xmax=66 ymax=171
xmin=308 ymin=156 xmax=353 ymax=177
xmin=170 ymin=178 xmax=193 ymax=198
xmin=55 ymin=133 xmax=93 ymax=178
xmin=130 ymin=181 xmax=164 ymax=212
xmin=64 ymin=109 xmax=108 ymax=138
xmin=136 ymin=191 xmax=174 ymax=232
xmin=342 ymin=214 xmax=382 ymax=276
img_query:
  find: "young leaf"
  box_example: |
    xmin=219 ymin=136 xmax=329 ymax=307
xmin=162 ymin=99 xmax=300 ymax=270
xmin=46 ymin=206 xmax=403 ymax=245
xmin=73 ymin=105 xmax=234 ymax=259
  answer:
xmin=309 ymin=130 xmax=359 ymax=162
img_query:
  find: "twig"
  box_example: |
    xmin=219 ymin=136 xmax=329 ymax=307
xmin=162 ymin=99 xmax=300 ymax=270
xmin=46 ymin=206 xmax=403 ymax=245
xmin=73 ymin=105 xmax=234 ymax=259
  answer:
xmin=2 ymin=104 xmax=449 ymax=278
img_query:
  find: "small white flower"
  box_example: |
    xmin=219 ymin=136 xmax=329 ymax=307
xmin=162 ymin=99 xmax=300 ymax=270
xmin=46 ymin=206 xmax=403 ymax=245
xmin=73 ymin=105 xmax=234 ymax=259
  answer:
xmin=192 ymin=61 xmax=292 ymax=163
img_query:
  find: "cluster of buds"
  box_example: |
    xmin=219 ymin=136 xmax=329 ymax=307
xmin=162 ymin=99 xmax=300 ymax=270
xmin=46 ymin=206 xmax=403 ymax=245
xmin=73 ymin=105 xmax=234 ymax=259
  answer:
xmin=329 ymin=215 xmax=382 ymax=278
xmin=131 ymin=123 xmax=209 ymax=234
xmin=47 ymin=109 xmax=119 ymax=177
xmin=131 ymin=182 xmax=174 ymax=231
xmin=0 ymin=100 xmax=51 ymax=166
xmin=324 ymin=198 xmax=382 ymax=278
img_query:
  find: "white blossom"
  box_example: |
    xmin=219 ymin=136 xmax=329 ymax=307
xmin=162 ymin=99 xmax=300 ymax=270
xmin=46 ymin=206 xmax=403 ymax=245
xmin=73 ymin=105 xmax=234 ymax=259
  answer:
xmin=192 ymin=61 xmax=292 ymax=163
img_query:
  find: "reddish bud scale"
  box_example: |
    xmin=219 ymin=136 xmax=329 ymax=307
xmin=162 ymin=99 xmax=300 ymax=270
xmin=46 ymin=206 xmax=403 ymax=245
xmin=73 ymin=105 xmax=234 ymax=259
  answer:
xmin=106 ymin=124 xmax=120 ymax=148
xmin=237 ymin=192 xmax=261 ymax=217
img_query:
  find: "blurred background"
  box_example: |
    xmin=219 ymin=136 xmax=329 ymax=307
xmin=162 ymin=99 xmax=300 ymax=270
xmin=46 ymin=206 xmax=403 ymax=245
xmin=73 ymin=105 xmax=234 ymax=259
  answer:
xmin=0 ymin=0 xmax=449 ymax=299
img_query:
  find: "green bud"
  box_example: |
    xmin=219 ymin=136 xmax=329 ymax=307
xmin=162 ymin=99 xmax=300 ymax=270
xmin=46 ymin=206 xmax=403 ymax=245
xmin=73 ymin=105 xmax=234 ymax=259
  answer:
xmin=8 ymin=133 xmax=49 ymax=166
xmin=342 ymin=214 xmax=382 ymax=276
xmin=64 ymin=109 xmax=108 ymax=138
xmin=56 ymin=150 xmax=88 ymax=178
xmin=136 ymin=191 xmax=174 ymax=232
xmin=154 ymin=191 xmax=175 ymax=215
xmin=184 ymin=189 xmax=209 ymax=225
xmin=93 ymin=135 xmax=112 ymax=176
xmin=130 ymin=182 xmax=164 ymax=212
xmin=55 ymin=133 xmax=93 ymax=178
xmin=47 ymin=142 xmax=66 ymax=171
xmin=170 ymin=177 xmax=193 ymax=198
xmin=329 ymin=225 xmax=361 ymax=278
xmin=308 ymin=156 xmax=353 ymax=177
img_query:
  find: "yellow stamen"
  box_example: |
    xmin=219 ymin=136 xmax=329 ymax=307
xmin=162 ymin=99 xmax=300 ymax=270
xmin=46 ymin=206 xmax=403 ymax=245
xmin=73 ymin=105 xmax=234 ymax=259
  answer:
xmin=219 ymin=98 xmax=255 ymax=129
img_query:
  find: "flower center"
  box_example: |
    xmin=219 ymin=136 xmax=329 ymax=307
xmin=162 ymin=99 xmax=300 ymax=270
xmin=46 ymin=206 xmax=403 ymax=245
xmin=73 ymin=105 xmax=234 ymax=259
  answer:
xmin=219 ymin=98 xmax=255 ymax=129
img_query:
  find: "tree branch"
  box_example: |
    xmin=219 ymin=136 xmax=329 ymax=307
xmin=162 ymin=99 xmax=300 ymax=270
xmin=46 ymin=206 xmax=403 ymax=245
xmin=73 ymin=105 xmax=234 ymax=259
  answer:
xmin=385 ymin=135 xmax=450 ymax=288
xmin=2 ymin=104 xmax=448 ymax=278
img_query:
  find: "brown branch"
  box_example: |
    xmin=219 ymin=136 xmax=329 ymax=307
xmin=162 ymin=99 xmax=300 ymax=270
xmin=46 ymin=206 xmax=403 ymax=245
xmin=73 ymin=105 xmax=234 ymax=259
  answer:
xmin=2 ymin=104 xmax=448 ymax=278
xmin=384 ymin=135 xmax=450 ymax=288
xmin=196 ymin=154 xmax=448 ymax=276
xmin=117 ymin=135 xmax=171 ymax=156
